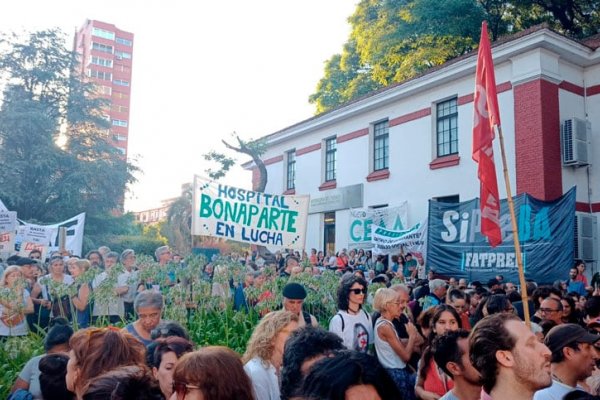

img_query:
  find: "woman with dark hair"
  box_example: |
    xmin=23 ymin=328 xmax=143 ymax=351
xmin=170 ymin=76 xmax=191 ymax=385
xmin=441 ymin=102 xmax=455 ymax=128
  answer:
xmin=149 ymin=336 xmax=194 ymax=398
xmin=82 ymin=366 xmax=163 ymax=400
xmin=297 ymin=350 xmax=401 ymax=400
xmin=11 ymin=317 xmax=73 ymax=399
xmin=329 ymin=275 xmax=373 ymax=353
xmin=415 ymin=305 xmax=462 ymax=400
xmin=561 ymin=296 xmax=583 ymax=325
xmin=39 ymin=353 xmax=74 ymax=400
xmin=172 ymin=346 xmax=254 ymax=400
xmin=66 ymin=327 xmax=147 ymax=398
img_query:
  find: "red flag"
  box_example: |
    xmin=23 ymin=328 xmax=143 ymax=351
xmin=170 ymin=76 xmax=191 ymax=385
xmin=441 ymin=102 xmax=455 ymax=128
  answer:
xmin=473 ymin=21 xmax=502 ymax=247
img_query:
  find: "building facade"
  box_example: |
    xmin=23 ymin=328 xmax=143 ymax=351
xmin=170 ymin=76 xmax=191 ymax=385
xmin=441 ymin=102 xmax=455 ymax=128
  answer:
xmin=247 ymin=27 xmax=600 ymax=266
xmin=74 ymin=20 xmax=134 ymax=157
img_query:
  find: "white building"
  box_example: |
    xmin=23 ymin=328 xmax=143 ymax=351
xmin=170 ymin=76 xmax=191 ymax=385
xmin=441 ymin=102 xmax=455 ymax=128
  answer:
xmin=245 ymin=26 xmax=600 ymax=266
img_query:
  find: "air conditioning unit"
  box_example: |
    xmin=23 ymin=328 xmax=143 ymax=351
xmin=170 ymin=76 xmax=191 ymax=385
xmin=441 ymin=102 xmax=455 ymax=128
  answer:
xmin=561 ymin=118 xmax=591 ymax=166
xmin=575 ymin=212 xmax=598 ymax=261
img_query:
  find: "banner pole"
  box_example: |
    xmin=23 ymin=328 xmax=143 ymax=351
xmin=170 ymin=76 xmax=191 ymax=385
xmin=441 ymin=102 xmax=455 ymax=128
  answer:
xmin=496 ymin=125 xmax=530 ymax=327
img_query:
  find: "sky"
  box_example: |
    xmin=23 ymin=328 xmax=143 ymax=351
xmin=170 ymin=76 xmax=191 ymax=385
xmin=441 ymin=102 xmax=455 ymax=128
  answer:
xmin=0 ymin=0 xmax=358 ymax=211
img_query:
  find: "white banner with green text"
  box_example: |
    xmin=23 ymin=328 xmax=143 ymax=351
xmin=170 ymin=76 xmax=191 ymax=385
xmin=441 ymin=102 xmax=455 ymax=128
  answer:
xmin=192 ymin=175 xmax=310 ymax=250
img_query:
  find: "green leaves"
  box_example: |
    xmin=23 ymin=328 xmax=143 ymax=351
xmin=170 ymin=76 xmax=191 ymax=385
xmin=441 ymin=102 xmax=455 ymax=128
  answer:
xmin=310 ymin=0 xmax=600 ymax=113
xmin=0 ymin=28 xmax=137 ymax=223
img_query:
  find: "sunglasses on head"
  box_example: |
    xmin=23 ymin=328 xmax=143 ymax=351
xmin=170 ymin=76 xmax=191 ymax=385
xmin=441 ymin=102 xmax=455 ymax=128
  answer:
xmin=172 ymin=382 xmax=201 ymax=400
xmin=349 ymin=288 xmax=366 ymax=295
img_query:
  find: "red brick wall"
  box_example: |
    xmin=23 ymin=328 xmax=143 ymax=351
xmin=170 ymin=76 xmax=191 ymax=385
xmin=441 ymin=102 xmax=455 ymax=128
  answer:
xmin=513 ymin=79 xmax=563 ymax=200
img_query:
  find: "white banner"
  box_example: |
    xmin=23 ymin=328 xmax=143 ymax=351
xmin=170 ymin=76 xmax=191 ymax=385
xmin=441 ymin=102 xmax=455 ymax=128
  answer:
xmin=192 ymin=176 xmax=310 ymax=250
xmin=18 ymin=213 xmax=86 ymax=257
xmin=0 ymin=211 xmax=17 ymax=254
xmin=371 ymin=219 xmax=428 ymax=256
xmin=349 ymin=203 xmax=408 ymax=249
xmin=0 ymin=198 xmax=8 ymax=212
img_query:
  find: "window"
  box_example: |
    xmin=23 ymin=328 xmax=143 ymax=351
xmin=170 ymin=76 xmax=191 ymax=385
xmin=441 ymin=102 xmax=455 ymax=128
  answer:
xmin=111 ymin=105 xmax=128 ymax=113
xmin=436 ymin=98 xmax=458 ymax=157
xmin=114 ymin=65 xmax=130 ymax=73
xmin=113 ymin=92 xmax=129 ymax=100
xmin=115 ymin=50 xmax=132 ymax=59
xmin=116 ymin=147 xmax=126 ymax=155
xmin=91 ymin=56 xmax=113 ymax=68
xmin=112 ymin=119 xmax=128 ymax=127
xmin=97 ymin=86 xmax=112 ymax=96
xmin=286 ymin=150 xmax=296 ymax=190
xmin=113 ymin=79 xmax=130 ymax=87
xmin=325 ymin=137 xmax=336 ymax=182
xmin=87 ymin=69 xmax=112 ymax=81
xmin=116 ymin=37 xmax=133 ymax=46
xmin=92 ymin=42 xmax=113 ymax=54
xmin=113 ymin=134 xmax=127 ymax=141
xmin=92 ymin=28 xmax=115 ymax=40
xmin=373 ymin=120 xmax=389 ymax=171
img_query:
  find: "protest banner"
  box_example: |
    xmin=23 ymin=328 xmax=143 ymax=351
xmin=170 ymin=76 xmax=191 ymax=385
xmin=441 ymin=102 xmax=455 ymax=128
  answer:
xmin=371 ymin=220 xmax=427 ymax=256
xmin=348 ymin=203 xmax=408 ymax=249
xmin=427 ymin=188 xmax=576 ymax=283
xmin=192 ymin=176 xmax=310 ymax=250
xmin=18 ymin=224 xmax=55 ymax=260
xmin=18 ymin=213 xmax=86 ymax=257
xmin=0 ymin=211 xmax=17 ymax=254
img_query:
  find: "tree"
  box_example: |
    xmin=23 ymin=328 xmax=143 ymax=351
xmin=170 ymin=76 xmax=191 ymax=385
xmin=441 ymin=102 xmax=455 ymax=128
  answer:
xmin=162 ymin=185 xmax=193 ymax=254
xmin=204 ymin=133 xmax=268 ymax=192
xmin=310 ymin=0 xmax=599 ymax=113
xmin=0 ymin=29 xmax=137 ymax=224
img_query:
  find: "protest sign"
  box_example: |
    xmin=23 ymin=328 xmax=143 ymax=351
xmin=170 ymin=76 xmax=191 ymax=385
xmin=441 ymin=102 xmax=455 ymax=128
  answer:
xmin=0 ymin=211 xmax=17 ymax=254
xmin=348 ymin=203 xmax=408 ymax=249
xmin=192 ymin=176 xmax=310 ymax=250
xmin=427 ymin=188 xmax=576 ymax=283
xmin=371 ymin=220 xmax=427 ymax=256
xmin=18 ymin=213 xmax=86 ymax=257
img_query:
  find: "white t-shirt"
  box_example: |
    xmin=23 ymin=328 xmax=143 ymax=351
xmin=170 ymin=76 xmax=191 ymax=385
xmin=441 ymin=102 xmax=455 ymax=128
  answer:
xmin=533 ymin=379 xmax=582 ymax=400
xmin=18 ymin=354 xmax=43 ymax=399
xmin=244 ymin=357 xmax=280 ymax=400
xmin=0 ymin=289 xmax=30 ymax=336
xmin=39 ymin=274 xmax=74 ymax=300
xmin=329 ymin=309 xmax=373 ymax=353
xmin=92 ymin=271 xmax=124 ymax=317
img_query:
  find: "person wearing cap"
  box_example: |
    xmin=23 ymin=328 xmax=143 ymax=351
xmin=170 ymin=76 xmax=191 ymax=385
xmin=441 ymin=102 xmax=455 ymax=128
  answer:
xmin=533 ymin=324 xmax=600 ymax=400
xmin=282 ymin=283 xmax=318 ymax=327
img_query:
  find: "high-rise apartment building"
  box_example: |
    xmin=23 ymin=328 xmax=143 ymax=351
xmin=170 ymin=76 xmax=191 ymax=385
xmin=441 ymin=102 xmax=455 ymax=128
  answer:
xmin=74 ymin=20 xmax=134 ymax=157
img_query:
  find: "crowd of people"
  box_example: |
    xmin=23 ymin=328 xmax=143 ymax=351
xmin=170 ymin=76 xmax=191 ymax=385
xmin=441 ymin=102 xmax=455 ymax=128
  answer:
xmin=2 ymin=244 xmax=600 ymax=400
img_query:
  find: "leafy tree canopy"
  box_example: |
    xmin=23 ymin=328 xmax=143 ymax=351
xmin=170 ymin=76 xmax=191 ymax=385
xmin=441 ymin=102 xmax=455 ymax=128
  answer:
xmin=0 ymin=29 xmax=138 ymax=231
xmin=310 ymin=0 xmax=600 ymax=113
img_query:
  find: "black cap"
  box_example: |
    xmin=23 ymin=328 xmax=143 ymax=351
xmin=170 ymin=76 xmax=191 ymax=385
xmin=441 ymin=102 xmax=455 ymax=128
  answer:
xmin=282 ymin=283 xmax=307 ymax=300
xmin=545 ymin=323 xmax=600 ymax=353
xmin=16 ymin=257 xmax=35 ymax=266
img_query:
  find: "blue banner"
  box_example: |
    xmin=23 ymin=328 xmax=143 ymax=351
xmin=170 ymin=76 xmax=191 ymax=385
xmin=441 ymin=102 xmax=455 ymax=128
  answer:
xmin=427 ymin=188 xmax=576 ymax=284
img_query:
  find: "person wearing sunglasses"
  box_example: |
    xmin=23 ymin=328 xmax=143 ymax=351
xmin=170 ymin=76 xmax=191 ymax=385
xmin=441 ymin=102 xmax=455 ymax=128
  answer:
xmin=171 ymin=346 xmax=254 ymax=400
xmin=329 ymin=274 xmax=373 ymax=353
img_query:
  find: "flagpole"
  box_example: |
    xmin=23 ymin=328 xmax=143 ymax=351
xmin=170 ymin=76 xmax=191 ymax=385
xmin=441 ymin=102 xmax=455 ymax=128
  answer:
xmin=496 ymin=125 xmax=531 ymax=327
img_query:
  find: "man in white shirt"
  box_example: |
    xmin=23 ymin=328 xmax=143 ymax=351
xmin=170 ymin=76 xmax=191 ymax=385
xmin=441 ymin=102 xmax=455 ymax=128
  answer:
xmin=533 ymin=324 xmax=599 ymax=400
xmin=470 ymin=313 xmax=552 ymax=400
